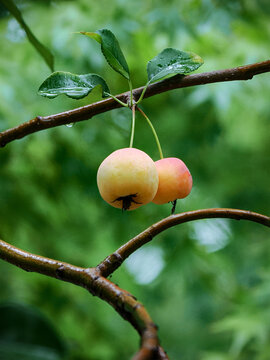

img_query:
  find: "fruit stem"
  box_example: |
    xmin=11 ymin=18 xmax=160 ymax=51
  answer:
xmin=171 ymin=200 xmax=177 ymax=214
xmin=136 ymin=82 xmax=149 ymax=104
xmin=137 ymin=107 xmax=164 ymax=159
xmin=129 ymin=104 xmax=136 ymax=148
xmin=128 ymin=79 xmax=134 ymax=107
xmin=105 ymin=92 xmax=128 ymax=107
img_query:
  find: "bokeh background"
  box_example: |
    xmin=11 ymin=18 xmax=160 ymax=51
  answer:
xmin=0 ymin=1 xmax=270 ymax=359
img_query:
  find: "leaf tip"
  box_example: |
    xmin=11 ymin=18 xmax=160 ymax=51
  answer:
xmin=80 ymin=31 xmax=102 ymax=43
xmin=189 ymin=52 xmax=204 ymax=65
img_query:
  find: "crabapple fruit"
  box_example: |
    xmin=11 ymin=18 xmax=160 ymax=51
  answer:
xmin=152 ymin=157 xmax=192 ymax=204
xmin=97 ymin=148 xmax=159 ymax=210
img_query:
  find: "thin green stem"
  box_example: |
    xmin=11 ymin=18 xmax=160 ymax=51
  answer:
xmin=128 ymin=79 xmax=133 ymax=107
xmin=136 ymin=82 xmax=150 ymax=104
xmin=137 ymin=107 xmax=164 ymax=159
xmin=104 ymin=92 xmax=128 ymax=107
xmin=129 ymin=105 xmax=136 ymax=148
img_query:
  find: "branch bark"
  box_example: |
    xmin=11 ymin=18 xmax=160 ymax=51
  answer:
xmin=1 ymin=208 xmax=269 ymax=359
xmin=1 ymin=207 xmax=269 ymax=358
xmin=97 ymin=208 xmax=270 ymax=277
xmin=0 ymin=239 xmax=166 ymax=359
xmin=1 ymin=58 xmax=270 ymax=358
xmin=0 ymin=60 xmax=269 ymax=147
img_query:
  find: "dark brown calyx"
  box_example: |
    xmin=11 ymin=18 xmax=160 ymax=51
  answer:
xmin=113 ymin=193 xmax=141 ymax=211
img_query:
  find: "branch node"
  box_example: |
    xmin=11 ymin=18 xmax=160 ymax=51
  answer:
xmin=97 ymin=252 xmax=123 ymax=276
xmin=93 ymin=274 xmax=100 ymax=281
xmin=35 ymin=116 xmax=43 ymax=125
xmin=55 ymin=265 xmax=65 ymax=279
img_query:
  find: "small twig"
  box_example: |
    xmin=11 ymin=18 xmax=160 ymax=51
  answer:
xmin=97 ymin=208 xmax=270 ymax=277
xmin=0 ymin=60 xmax=269 ymax=147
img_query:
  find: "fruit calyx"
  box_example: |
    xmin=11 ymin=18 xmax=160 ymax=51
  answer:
xmin=113 ymin=193 xmax=141 ymax=211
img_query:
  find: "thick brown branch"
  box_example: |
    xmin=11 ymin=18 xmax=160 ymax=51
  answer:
xmin=0 ymin=239 xmax=166 ymax=359
xmin=0 ymin=60 xmax=269 ymax=147
xmin=97 ymin=208 xmax=270 ymax=277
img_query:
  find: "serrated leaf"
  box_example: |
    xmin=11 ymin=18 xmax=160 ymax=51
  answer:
xmin=81 ymin=29 xmax=130 ymax=80
xmin=38 ymin=71 xmax=110 ymax=99
xmin=147 ymin=48 xmax=203 ymax=84
xmin=1 ymin=0 xmax=54 ymax=71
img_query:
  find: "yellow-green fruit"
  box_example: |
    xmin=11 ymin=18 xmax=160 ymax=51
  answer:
xmin=152 ymin=157 xmax=193 ymax=204
xmin=97 ymin=148 xmax=159 ymax=210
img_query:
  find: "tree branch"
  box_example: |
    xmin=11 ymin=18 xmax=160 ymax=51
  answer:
xmin=97 ymin=208 xmax=270 ymax=277
xmin=0 ymin=238 xmax=167 ymax=359
xmin=1 ymin=207 xmax=269 ymax=358
xmin=0 ymin=60 xmax=269 ymax=147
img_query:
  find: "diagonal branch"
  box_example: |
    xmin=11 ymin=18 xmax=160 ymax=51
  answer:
xmin=0 ymin=60 xmax=269 ymax=147
xmin=97 ymin=208 xmax=270 ymax=277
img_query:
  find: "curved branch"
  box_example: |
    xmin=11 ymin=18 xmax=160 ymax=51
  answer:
xmin=0 ymin=60 xmax=269 ymax=147
xmin=1 ymin=208 xmax=269 ymax=358
xmin=97 ymin=208 xmax=270 ymax=277
xmin=0 ymin=239 xmax=167 ymax=359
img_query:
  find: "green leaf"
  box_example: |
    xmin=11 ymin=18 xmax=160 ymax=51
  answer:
xmin=1 ymin=0 xmax=54 ymax=72
xmin=147 ymin=48 xmax=203 ymax=84
xmin=38 ymin=71 xmax=110 ymax=99
xmin=80 ymin=31 xmax=102 ymax=43
xmin=81 ymin=29 xmax=130 ymax=80
xmin=0 ymin=303 xmax=67 ymax=360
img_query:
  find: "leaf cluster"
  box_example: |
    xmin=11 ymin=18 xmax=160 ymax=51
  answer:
xmin=38 ymin=28 xmax=203 ymax=102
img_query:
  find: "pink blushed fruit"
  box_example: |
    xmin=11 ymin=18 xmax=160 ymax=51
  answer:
xmin=152 ymin=157 xmax=192 ymax=205
xmin=97 ymin=148 xmax=159 ymax=210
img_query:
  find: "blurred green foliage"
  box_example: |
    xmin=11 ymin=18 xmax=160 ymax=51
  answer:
xmin=0 ymin=302 xmax=67 ymax=359
xmin=0 ymin=0 xmax=269 ymax=359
